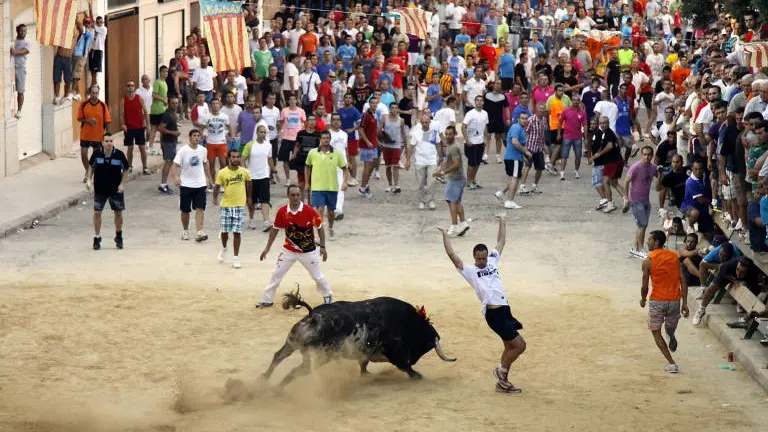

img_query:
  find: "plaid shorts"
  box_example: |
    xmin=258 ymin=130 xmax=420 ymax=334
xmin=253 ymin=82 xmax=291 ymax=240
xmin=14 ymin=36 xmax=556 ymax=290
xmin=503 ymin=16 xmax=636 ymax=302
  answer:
xmin=219 ymin=206 xmax=245 ymax=233
xmin=648 ymin=300 xmax=681 ymax=331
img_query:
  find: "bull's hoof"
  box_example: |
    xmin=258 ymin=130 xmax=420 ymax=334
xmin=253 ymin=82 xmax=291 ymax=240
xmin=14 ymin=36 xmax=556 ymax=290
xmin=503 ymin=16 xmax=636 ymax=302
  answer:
xmin=408 ymin=371 xmax=423 ymax=380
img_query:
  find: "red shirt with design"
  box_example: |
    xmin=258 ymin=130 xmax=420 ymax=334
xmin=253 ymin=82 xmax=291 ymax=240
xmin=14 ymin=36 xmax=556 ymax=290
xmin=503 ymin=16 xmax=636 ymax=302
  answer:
xmin=274 ymin=203 xmax=323 ymax=253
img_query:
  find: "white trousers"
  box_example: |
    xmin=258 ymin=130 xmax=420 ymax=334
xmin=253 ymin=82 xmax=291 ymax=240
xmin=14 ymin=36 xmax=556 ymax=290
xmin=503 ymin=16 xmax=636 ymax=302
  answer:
xmin=415 ymin=164 xmax=437 ymax=203
xmin=260 ymin=247 xmax=332 ymax=303
xmin=336 ymin=168 xmax=345 ymax=213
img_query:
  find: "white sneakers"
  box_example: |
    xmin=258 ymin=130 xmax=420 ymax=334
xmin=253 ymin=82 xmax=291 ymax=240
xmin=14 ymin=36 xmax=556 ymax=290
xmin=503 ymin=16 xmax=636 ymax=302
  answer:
xmin=664 ymin=364 xmax=679 ymax=374
xmin=596 ymin=198 xmax=608 ymax=210
xmin=181 ymin=230 xmax=190 ymax=241
xmin=494 ymin=190 xmax=505 ymax=204
xmin=574 ymin=171 xmax=580 ymax=179
xmin=629 ymin=248 xmax=648 ymax=259
xmin=217 ymin=247 xmax=228 ymax=263
xmin=418 ymin=202 xmax=426 ymax=210
xmin=496 ymin=155 xmax=503 ymax=164
xmin=504 ymin=200 xmax=522 ymax=209
xmin=692 ymin=306 xmax=706 ymax=326
xmin=232 ymin=256 xmax=241 ymax=269
xmin=446 ymin=221 xmax=470 ymax=237
xmin=428 ymin=200 xmax=436 ymax=210
xmin=248 ymin=219 xmax=258 ymax=230
xmin=603 ymin=202 xmax=617 ymax=213
xmin=262 ymin=220 xmax=273 ymax=232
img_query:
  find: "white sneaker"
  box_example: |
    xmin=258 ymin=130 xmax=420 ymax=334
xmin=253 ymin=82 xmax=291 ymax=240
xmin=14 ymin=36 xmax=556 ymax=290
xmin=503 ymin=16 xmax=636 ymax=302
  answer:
xmin=384 ymin=186 xmax=392 ymax=193
xmin=658 ymin=208 xmax=668 ymax=219
xmin=65 ymin=94 xmax=73 ymax=101
xmin=14 ymin=111 xmax=22 ymax=119
xmin=496 ymin=155 xmax=503 ymax=164
xmin=217 ymin=247 xmax=228 ymax=263
xmin=560 ymin=171 xmax=566 ymax=181
xmin=531 ymin=185 xmax=542 ymax=194
xmin=248 ymin=219 xmax=257 ymax=230
xmin=457 ymin=221 xmax=470 ymax=236
xmin=262 ymin=220 xmax=273 ymax=232
xmin=603 ymin=202 xmax=617 ymax=213
xmin=663 ymin=364 xmax=679 ymax=374
xmin=374 ymin=170 xmax=381 ymax=180
xmin=232 ymin=256 xmax=241 ymax=269
xmin=574 ymin=171 xmax=580 ymax=179
xmin=695 ymin=286 xmax=705 ymax=300
xmin=72 ymin=94 xmax=81 ymax=101
xmin=629 ymin=248 xmax=648 ymax=259
xmin=494 ymin=190 xmax=505 ymax=204
xmin=734 ymin=219 xmax=743 ymax=231
xmin=518 ymin=185 xmax=530 ymax=195
xmin=446 ymin=226 xmax=458 ymax=237
xmin=428 ymin=200 xmax=436 ymax=210
xmin=418 ymin=202 xmax=426 ymax=210
xmin=504 ymin=200 xmax=522 ymax=209
xmin=347 ymin=178 xmax=358 ymax=186
xmin=181 ymin=230 xmax=190 ymax=241
xmin=482 ymin=153 xmax=489 ymax=163
xmin=596 ymin=198 xmax=609 ymax=210
xmin=692 ymin=306 xmax=706 ymax=326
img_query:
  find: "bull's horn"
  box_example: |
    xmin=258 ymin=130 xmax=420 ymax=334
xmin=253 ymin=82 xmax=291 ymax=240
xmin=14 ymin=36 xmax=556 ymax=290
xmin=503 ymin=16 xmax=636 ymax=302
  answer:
xmin=434 ymin=337 xmax=457 ymax=362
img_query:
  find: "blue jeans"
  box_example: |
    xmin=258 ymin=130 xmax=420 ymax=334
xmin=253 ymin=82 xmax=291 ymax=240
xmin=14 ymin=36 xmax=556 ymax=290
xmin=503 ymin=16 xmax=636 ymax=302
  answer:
xmin=561 ymin=138 xmax=583 ymax=160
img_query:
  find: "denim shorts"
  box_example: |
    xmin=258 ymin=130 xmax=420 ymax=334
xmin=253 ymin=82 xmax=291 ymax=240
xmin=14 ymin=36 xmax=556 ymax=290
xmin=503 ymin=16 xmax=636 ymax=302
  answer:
xmin=591 ymin=165 xmax=604 ymax=187
xmin=310 ymin=191 xmax=338 ymax=211
xmin=631 ymin=201 xmax=651 ymax=228
xmin=561 ymin=138 xmax=583 ymax=160
xmin=359 ymin=148 xmax=378 ymax=162
xmin=445 ymin=179 xmax=466 ymax=203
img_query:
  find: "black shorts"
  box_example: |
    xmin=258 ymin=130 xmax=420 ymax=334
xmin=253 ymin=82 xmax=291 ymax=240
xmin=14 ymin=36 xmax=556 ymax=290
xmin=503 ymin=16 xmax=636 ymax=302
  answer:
xmin=179 ymin=186 xmax=207 ymax=212
xmin=485 ymin=306 xmax=523 ymax=341
xmin=124 ymin=128 xmax=146 ymax=146
xmin=488 ymin=121 xmax=506 ymax=134
xmin=270 ymin=139 xmax=279 ymax=159
xmin=525 ymin=151 xmax=545 ymax=170
xmin=278 ymin=139 xmax=295 ymax=162
xmin=88 ymin=50 xmax=103 ymax=73
xmin=251 ymin=178 xmax=271 ymax=205
xmin=80 ymin=140 xmax=101 ymax=149
xmin=501 ymin=78 xmax=515 ymax=91
xmin=149 ymin=114 xmax=164 ymax=126
xmin=549 ymin=129 xmax=561 ymax=146
xmin=464 ymin=143 xmax=485 ymax=168
xmin=94 ymin=192 xmax=125 ymax=212
xmin=504 ymin=159 xmax=524 ymax=178
xmin=640 ymin=92 xmax=653 ymax=109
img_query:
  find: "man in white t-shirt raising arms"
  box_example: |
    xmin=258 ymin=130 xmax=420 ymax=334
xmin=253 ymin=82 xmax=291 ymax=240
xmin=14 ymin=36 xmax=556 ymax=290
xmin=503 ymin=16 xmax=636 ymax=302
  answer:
xmin=328 ymin=113 xmax=349 ymax=220
xmin=462 ymin=95 xmax=490 ymax=190
xmin=172 ymin=129 xmax=213 ymax=242
xmin=437 ymin=213 xmax=527 ymax=394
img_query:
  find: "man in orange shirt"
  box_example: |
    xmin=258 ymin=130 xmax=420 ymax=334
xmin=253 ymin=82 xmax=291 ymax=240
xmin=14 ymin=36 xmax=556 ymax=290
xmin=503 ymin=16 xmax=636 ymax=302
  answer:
xmin=78 ymin=85 xmax=112 ymax=182
xmin=640 ymin=230 xmax=689 ymax=374
xmin=298 ymin=22 xmax=319 ymax=59
xmin=670 ymin=55 xmax=690 ymax=95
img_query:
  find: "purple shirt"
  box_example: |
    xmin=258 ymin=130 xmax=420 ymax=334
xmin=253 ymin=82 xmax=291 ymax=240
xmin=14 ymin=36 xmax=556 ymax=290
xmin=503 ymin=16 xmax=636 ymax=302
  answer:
xmin=559 ymin=107 xmax=586 ymax=140
xmin=627 ymin=162 xmax=657 ymax=203
xmin=237 ymin=110 xmax=258 ymax=143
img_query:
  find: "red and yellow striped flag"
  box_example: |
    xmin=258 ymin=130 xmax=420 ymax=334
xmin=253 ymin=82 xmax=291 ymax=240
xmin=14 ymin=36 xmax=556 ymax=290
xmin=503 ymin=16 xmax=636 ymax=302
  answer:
xmin=744 ymin=42 xmax=768 ymax=69
xmin=35 ymin=0 xmax=78 ymax=49
xmin=201 ymin=0 xmax=249 ymax=73
xmin=394 ymin=7 xmax=429 ymax=40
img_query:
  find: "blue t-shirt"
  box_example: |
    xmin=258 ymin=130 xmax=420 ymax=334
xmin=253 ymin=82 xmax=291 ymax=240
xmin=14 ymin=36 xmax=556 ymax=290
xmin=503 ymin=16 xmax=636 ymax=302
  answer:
xmin=512 ymin=105 xmax=531 ymax=124
xmin=454 ymin=34 xmax=471 ymax=56
xmin=505 ymin=124 xmax=526 ymax=161
xmin=615 ymin=97 xmax=632 ymax=137
xmin=427 ymin=85 xmax=442 ymax=114
xmin=317 ymin=62 xmax=335 ymax=82
xmin=270 ymin=47 xmax=285 ymax=71
xmin=703 ymin=243 xmax=742 ymax=263
xmin=681 ymin=175 xmax=715 ymax=233
xmin=498 ymin=54 xmax=515 ymax=79
xmin=448 ymin=56 xmax=463 ymax=79
xmin=317 ymin=46 xmax=335 ymax=60
xmin=338 ymin=106 xmax=362 ymax=139
xmin=337 ymin=45 xmax=357 ymax=72
xmin=582 ymin=90 xmax=601 ymax=120
xmin=74 ymin=29 xmax=94 ymax=57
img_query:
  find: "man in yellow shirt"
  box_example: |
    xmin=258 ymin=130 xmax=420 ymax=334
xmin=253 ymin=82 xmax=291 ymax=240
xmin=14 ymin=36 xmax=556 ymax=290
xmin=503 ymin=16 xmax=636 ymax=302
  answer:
xmin=545 ymin=84 xmax=571 ymax=172
xmin=214 ymin=149 xmax=252 ymax=268
xmin=306 ymin=131 xmax=349 ymax=239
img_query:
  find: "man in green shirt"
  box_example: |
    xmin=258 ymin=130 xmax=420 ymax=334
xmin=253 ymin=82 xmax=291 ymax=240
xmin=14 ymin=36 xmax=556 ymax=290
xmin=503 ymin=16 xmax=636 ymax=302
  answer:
xmin=434 ymin=125 xmax=469 ymax=237
xmin=305 ymin=131 xmax=348 ymax=239
xmin=252 ymin=37 xmax=272 ymax=79
xmin=148 ymin=65 xmax=169 ymax=154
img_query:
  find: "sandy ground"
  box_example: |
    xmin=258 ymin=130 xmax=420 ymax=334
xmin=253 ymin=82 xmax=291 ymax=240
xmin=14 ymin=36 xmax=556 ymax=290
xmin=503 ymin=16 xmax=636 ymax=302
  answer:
xmin=2 ymin=146 xmax=768 ymax=431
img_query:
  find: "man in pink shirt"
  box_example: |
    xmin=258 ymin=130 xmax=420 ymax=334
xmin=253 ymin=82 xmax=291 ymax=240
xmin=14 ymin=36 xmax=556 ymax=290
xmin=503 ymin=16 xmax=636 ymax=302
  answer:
xmin=623 ymin=146 xmax=659 ymax=258
xmin=557 ymin=93 xmax=587 ymax=180
xmin=531 ymin=74 xmax=554 ymax=108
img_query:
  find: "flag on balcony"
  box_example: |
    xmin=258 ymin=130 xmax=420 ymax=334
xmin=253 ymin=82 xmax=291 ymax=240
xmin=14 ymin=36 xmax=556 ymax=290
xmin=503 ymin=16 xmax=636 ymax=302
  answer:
xmin=744 ymin=42 xmax=768 ymax=70
xmin=201 ymin=0 xmax=250 ymax=73
xmin=35 ymin=0 xmax=78 ymax=49
xmin=394 ymin=7 xmax=429 ymax=40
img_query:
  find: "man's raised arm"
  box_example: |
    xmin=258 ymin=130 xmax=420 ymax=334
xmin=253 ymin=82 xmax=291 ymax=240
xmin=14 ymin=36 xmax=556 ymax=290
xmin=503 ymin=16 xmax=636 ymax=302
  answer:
xmin=437 ymin=227 xmax=463 ymax=270
xmin=495 ymin=213 xmax=506 ymax=254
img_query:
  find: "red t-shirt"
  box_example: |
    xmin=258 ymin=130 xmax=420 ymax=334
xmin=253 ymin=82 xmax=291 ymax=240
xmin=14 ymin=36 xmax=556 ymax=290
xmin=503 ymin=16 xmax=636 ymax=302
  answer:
xmin=479 ymin=45 xmax=497 ymax=70
xmin=370 ymin=67 xmax=382 ymax=88
xmin=315 ymin=118 xmax=327 ymax=132
xmin=625 ymin=83 xmax=637 ymax=118
xmin=386 ymin=57 xmax=406 ymax=88
xmin=274 ymin=203 xmax=323 ymax=253
xmin=361 ymin=110 xmax=378 ymax=149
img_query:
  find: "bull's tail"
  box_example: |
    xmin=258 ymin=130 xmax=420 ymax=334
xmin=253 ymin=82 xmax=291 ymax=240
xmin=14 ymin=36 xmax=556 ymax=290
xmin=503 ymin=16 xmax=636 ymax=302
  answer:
xmin=282 ymin=285 xmax=313 ymax=313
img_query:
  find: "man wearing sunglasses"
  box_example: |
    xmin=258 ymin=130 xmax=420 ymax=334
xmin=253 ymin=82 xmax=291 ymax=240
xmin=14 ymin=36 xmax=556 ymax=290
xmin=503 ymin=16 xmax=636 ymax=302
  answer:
xmin=120 ymin=80 xmax=150 ymax=175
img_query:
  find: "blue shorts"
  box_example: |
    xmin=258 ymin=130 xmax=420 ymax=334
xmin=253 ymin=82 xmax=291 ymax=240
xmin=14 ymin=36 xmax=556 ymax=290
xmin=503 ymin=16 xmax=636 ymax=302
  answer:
xmin=445 ymin=179 xmax=466 ymax=203
xmin=359 ymin=148 xmax=378 ymax=162
xmin=591 ymin=165 xmax=604 ymax=187
xmin=311 ymin=191 xmax=338 ymax=211
xmin=219 ymin=206 xmax=245 ymax=233
xmin=561 ymin=138 xmax=583 ymax=160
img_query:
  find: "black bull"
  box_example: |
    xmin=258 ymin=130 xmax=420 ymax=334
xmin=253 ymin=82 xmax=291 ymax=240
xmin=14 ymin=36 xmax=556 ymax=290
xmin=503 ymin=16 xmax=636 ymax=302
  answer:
xmin=262 ymin=292 xmax=456 ymax=387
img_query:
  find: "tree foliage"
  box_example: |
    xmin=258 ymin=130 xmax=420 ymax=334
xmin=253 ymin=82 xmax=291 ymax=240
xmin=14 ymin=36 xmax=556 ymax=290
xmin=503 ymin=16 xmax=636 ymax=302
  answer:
xmin=681 ymin=0 xmax=767 ymax=29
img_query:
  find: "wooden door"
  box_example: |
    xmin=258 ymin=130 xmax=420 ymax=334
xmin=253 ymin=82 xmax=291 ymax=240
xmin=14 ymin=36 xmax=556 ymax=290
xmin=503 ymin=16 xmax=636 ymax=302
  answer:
xmin=105 ymin=10 xmax=139 ymax=134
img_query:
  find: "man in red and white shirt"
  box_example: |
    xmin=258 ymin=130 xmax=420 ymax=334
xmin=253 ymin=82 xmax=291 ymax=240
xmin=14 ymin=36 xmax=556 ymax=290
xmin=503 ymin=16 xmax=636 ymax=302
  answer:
xmin=256 ymin=184 xmax=333 ymax=308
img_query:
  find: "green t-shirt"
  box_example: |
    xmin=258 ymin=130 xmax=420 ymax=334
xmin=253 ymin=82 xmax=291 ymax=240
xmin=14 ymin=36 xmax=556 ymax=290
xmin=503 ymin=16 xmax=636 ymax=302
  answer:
xmin=252 ymin=50 xmax=273 ymax=78
xmin=617 ymin=49 xmax=634 ymax=67
xmin=444 ymin=143 xmax=465 ymax=182
xmin=150 ymin=79 xmax=168 ymax=115
xmin=306 ymin=147 xmax=346 ymax=191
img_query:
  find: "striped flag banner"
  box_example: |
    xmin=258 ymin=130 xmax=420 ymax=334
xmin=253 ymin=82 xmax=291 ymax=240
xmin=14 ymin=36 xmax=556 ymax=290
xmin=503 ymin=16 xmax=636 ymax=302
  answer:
xmin=35 ymin=0 xmax=78 ymax=49
xmin=743 ymin=42 xmax=768 ymax=70
xmin=201 ymin=0 xmax=249 ymax=73
xmin=394 ymin=8 xmax=428 ymax=40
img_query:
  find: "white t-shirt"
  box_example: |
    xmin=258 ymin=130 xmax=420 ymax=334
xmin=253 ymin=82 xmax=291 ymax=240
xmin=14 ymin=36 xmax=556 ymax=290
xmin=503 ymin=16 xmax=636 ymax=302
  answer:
xmin=247 ymin=139 xmax=273 ymax=180
xmin=458 ymin=249 xmax=509 ymax=315
xmin=593 ymin=101 xmax=618 ymax=132
xmin=409 ymin=123 xmax=440 ymax=166
xmin=232 ymin=75 xmax=247 ymax=105
xmin=92 ymin=25 xmax=108 ymax=51
xmin=286 ymin=29 xmax=304 ymax=54
xmin=136 ymin=86 xmax=153 ymax=113
xmin=283 ymin=62 xmax=299 ymax=92
xmin=695 ymin=104 xmax=713 ymax=131
xmin=464 ymin=78 xmax=487 ymax=107
xmin=221 ymin=105 xmax=243 ymax=137
xmin=653 ymin=92 xmax=675 ymax=122
xmin=451 ymin=6 xmax=466 ymax=30
xmin=191 ymin=66 xmax=215 ymax=92
xmin=201 ymin=112 xmax=230 ymax=144
xmin=433 ymin=108 xmax=456 ymax=134
xmin=261 ymin=106 xmax=281 ymax=141
xmin=186 ymin=55 xmax=200 ymax=74
xmin=463 ymin=109 xmax=490 ymax=145
xmin=658 ymin=14 xmax=674 ymax=35
xmin=299 ymin=71 xmax=321 ymax=101
xmin=329 ymin=129 xmax=349 ymax=164
xmin=173 ymin=144 xmax=208 ymax=188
